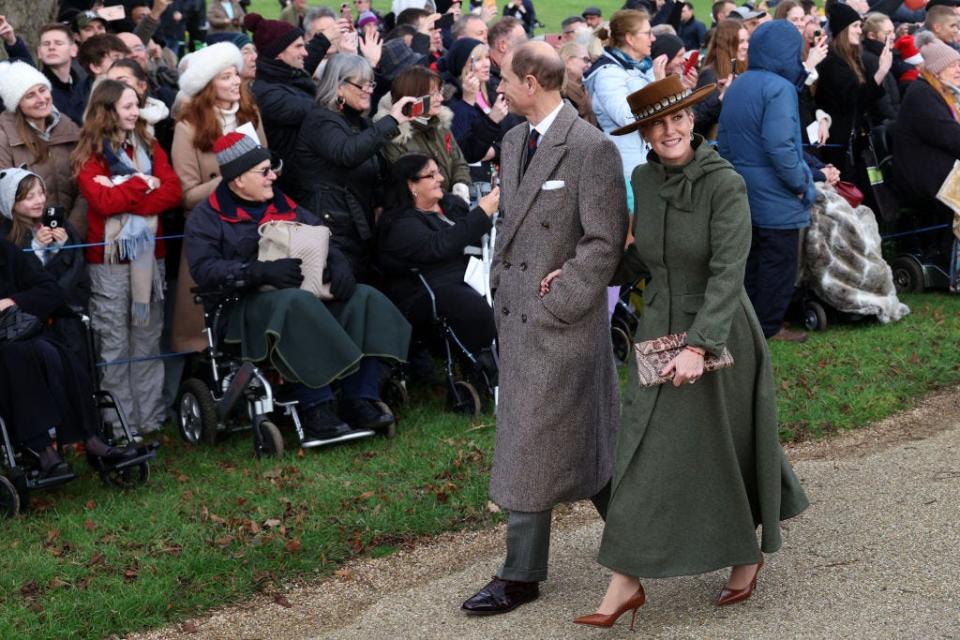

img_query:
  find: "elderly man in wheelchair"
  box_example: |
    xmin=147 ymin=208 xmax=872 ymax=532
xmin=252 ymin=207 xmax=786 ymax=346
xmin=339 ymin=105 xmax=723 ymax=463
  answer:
xmin=183 ymin=133 xmax=411 ymax=444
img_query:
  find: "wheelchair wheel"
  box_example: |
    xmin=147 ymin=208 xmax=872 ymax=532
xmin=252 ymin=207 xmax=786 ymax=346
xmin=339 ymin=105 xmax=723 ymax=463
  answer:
xmin=803 ymin=300 xmax=828 ymax=332
xmin=255 ymin=421 xmax=284 ymax=458
xmin=450 ymin=380 xmax=482 ymax=418
xmin=177 ymin=378 xmax=219 ymax=445
xmin=611 ymin=325 xmax=632 ymax=363
xmin=381 ymin=377 xmax=409 ymax=408
xmin=0 ymin=476 xmax=19 ymax=518
xmin=891 ymin=256 xmax=925 ymax=294
xmin=101 ymin=462 xmax=150 ymax=489
xmin=375 ymin=401 xmax=398 ymax=439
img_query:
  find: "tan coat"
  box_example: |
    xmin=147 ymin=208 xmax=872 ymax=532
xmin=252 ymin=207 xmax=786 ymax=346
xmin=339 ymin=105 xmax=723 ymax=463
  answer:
xmin=207 ymin=0 xmax=245 ymax=32
xmin=169 ymin=118 xmax=267 ymax=352
xmin=0 ymin=111 xmax=87 ymax=236
xmin=489 ymin=103 xmax=628 ymax=512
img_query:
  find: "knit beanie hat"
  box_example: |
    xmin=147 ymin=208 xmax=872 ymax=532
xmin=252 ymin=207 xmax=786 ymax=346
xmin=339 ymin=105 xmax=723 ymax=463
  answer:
xmin=0 ymin=167 xmax=43 ymax=220
xmin=206 ymin=31 xmax=253 ymax=49
xmin=651 ymin=34 xmax=685 ymax=63
xmin=179 ymin=43 xmax=245 ymax=97
xmin=0 ymin=61 xmax=52 ymax=114
xmin=827 ymin=3 xmax=861 ymax=37
xmin=445 ymin=37 xmax=485 ymax=79
xmin=357 ymin=11 xmax=380 ymax=29
xmin=214 ymin=132 xmax=272 ymax=183
xmin=921 ymin=40 xmax=960 ymax=75
xmin=243 ymin=12 xmax=303 ymax=60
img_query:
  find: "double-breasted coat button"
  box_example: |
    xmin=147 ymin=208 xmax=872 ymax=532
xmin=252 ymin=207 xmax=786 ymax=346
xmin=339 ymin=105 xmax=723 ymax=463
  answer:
xmin=502 ymin=307 xmax=510 ymax=315
xmin=520 ymin=262 xmax=527 ymax=271
xmin=521 ymin=314 xmax=527 ymax=323
xmin=504 ymin=261 xmax=511 ymax=269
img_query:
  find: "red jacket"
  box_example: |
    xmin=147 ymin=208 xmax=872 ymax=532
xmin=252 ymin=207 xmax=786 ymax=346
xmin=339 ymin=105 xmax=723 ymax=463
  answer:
xmin=76 ymin=141 xmax=182 ymax=264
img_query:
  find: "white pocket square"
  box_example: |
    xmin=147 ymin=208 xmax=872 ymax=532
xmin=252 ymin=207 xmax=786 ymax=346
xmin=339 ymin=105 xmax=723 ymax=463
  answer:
xmin=541 ymin=180 xmax=565 ymax=191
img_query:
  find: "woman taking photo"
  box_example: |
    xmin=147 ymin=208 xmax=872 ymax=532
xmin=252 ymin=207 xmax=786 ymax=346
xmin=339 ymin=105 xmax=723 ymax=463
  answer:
xmin=0 ymin=61 xmax=87 ymax=234
xmin=73 ymin=79 xmax=182 ymax=439
xmin=291 ymin=54 xmax=416 ymax=282
xmin=377 ymin=153 xmax=499 ymax=361
xmin=570 ymin=75 xmax=808 ymax=629
xmin=692 ymin=19 xmax=747 ymax=138
xmin=373 ymin=66 xmax=472 ymax=202
xmin=584 ymin=9 xmax=666 ymax=206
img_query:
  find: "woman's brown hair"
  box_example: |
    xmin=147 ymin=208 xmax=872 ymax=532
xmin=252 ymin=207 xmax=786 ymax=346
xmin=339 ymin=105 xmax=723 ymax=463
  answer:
xmin=14 ymin=110 xmax=51 ymax=165
xmin=703 ymin=19 xmax=747 ymax=78
xmin=830 ymin=24 xmax=865 ymax=84
xmin=773 ymin=0 xmax=801 ymax=20
xmin=177 ymin=71 xmax=261 ymax=152
xmin=600 ymin=9 xmax=651 ymax=49
xmin=391 ymin=65 xmax=441 ymax=104
xmin=71 ymin=79 xmax=155 ymax=175
xmin=6 ymin=175 xmax=45 ymax=246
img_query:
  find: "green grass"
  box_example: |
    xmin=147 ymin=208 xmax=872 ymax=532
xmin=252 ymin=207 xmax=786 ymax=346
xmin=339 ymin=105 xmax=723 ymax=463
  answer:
xmin=2 ymin=292 xmax=959 ymax=639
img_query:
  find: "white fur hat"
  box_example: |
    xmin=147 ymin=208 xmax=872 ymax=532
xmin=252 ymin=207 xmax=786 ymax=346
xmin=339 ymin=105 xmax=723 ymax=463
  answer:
xmin=0 ymin=61 xmax=52 ymax=114
xmin=177 ymin=43 xmax=245 ymax=98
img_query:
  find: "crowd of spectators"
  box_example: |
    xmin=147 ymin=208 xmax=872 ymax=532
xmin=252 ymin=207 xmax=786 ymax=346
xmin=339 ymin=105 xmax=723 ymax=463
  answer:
xmin=0 ymin=0 xmax=958 ymax=471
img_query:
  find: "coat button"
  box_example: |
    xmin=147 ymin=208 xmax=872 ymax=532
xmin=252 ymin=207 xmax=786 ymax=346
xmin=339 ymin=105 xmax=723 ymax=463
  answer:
xmin=502 ymin=307 xmax=509 ymax=315
xmin=520 ymin=262 xmax=527 ymax=271
xmin=541 ymin=221 xmax=550 ymax=229
xmin=521 ymin=313 xmax=527 ymax=323
xmin=504 ymin=261 xmax=511 ymax=269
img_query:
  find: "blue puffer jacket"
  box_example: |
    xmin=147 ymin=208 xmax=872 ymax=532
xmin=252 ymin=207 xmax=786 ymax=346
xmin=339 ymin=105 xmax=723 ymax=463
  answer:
xmin=717 ymin=21 xmax=815 ymax=230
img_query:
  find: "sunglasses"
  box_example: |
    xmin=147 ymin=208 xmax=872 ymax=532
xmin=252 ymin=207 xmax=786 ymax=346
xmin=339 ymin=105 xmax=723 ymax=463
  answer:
xmin=250 ymin=160 xmax=283 ymax=177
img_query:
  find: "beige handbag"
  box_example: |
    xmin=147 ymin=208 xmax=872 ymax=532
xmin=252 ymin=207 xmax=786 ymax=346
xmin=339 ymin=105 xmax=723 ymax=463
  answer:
xmin=633 ymin=331 xmax=734 ymax=388
xmin=257 ymin=221 xmax=334 ymax=300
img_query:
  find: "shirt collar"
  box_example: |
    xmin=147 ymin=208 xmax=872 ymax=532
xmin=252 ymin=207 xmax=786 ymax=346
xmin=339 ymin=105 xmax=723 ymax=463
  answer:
xmin=529 ymin=100 xmax=564 ymax=138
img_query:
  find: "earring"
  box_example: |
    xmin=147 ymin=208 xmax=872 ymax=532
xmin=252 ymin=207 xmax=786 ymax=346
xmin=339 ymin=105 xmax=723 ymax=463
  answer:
xmin=336 ymin=95 xmax=345 ymax=109
xmin=412 ymin=190 xmax=419 ymax=199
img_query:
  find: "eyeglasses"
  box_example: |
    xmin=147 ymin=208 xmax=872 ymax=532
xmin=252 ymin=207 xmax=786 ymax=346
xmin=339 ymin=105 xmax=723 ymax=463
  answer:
xmin=346 ymin=79 xmax=377 ymax=92
xmin=414 ymin=170 xmax=442 ymax=181
xmin=635 ymin=30 xmax=653 ymax=37
xmin=249 ymin=160 xmax=283 ymax=177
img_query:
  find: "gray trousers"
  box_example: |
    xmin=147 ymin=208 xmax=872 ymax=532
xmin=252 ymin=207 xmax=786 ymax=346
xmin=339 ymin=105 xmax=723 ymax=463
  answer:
xmin=497 ymin=481 xmax=610 ymax=583
xmin=89 ymin=261 xmax=166 ymax=434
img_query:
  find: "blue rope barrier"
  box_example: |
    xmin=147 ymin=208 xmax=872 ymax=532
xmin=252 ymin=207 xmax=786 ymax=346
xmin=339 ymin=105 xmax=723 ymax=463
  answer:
xmin=21 ymin=234 xmax=186 ymax=253
xmin=96 ymin=350 xmax=194 ymax=368
xmin=881 ymin=223 xmax=952 ymax=240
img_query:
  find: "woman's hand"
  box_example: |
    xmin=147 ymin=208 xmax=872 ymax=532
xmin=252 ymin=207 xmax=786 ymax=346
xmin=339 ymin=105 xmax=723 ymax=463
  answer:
xmin=680 ymin=66 xmax=699 ymax=90
xmin=652 ymin=54 xmax=669 ymax=81
xmin=817 ymin=116 xmax=830 ymax=146
xmin=539 ymin=269 xmax=561 ymax=296
xmin=875 ymin=41 xmax=893 ymax=85
xmin=822 ymin=164 xmax=841 ymax=186
xmin=478 ymin=186 xmax=500 ymax=216
xmin=717 ymin=74 xmax=733 ymax=102
xmin=805 ymin=35 xmax=828 ymax=71
xmin=35 ymin=226 xmax=56 ymax=246
xmin=93 ymin=175 xmax=114 ymax=187
xmin=52 ymin=227 xmax=68 ymax=244
xmin=462 ymin=71 xmax=480 ymax=105
xmin=660 ymin=347 xmax=705 ymax=387
xmin=390 ymin=96 xmax=419 ymax=123
xmin=489 ymin=94 xmax=509 ymax=124
xmin=359 ymin=30 xmax=382 ymax=68
xmin=0 ymin=298 xmax=16 ymax=312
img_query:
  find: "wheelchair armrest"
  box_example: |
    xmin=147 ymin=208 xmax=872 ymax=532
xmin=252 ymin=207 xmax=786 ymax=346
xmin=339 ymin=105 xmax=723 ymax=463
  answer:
xmin=191 ymin=278 xmax=247 ymax=304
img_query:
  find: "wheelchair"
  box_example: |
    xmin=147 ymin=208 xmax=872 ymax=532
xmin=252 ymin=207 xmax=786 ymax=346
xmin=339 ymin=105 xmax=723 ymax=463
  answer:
xmin=175 ymin=284 xmax=397 ymax=458
xmin=611 ymin=279 xmax=644 ymax=364
xmin=0 ymin=314 xmax=157 ymax=518
xmin=410 ymin=273 xmax=498 ymax=417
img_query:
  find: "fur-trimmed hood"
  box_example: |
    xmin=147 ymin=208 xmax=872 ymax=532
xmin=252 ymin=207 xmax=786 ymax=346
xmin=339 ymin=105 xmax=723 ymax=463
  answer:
xmin=372 ymin=93 xmax=455 ymax=145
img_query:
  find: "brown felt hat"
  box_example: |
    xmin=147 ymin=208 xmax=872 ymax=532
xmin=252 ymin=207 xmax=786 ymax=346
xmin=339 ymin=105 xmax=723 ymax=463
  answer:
xmin=611 ymin=75 xmax=716 ymax=136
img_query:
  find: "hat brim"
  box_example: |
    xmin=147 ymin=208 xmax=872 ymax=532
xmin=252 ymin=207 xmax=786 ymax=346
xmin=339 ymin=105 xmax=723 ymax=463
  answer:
xmin=610 ymin=83 xmax=716 ymax=137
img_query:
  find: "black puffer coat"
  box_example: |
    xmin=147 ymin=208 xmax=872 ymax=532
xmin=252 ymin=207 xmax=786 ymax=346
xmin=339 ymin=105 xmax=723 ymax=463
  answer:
xmin=290 ymin=105 xmax=400 ymax=281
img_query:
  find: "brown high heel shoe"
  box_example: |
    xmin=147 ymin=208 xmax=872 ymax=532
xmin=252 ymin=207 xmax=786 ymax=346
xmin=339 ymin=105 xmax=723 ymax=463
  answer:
xmin=573 ymin=586 xmax=646 ymax=630
xmin=716 ymin=558 xmax=764 ymax=607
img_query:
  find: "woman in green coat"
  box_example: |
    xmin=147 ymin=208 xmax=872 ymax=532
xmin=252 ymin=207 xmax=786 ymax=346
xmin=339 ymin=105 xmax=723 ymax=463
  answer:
xmin=569 ymin=76 xmax=809 ymax=630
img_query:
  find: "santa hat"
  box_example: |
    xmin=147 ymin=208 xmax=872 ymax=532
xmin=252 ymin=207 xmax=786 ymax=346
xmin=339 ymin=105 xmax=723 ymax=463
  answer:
xmin=0 ymin=167 xmax=44 ymax=220
xmin=0 ymin=61 xmax=52 ymax=114
xmin=894 ymin=34 xmax=923 ymax=66
xmin=178 ymin=42 xmax=245 ymax=98
xmin=214 ymin=132 xmax=272 ymax=183
xmin=243 ymin=13 xmax=303 ymax=60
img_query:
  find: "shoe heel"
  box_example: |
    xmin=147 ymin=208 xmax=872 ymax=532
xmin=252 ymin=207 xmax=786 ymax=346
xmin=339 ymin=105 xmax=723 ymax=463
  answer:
xmin=629 ymin=606 xmax=639 ymax=631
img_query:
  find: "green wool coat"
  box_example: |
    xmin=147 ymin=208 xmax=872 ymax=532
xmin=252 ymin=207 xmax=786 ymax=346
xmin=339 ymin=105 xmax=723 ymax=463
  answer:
xmin=598 ymin=137 xmax=809 ymax=578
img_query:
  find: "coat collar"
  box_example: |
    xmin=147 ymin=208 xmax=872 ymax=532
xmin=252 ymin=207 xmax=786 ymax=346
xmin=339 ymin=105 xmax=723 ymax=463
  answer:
xmin=373 ymin=93 xmax=455 ymax=144
xmin=0 ymin=110 xmax=80 ymax=147
xmin=208 ymin=181 xmax=299 ymax=225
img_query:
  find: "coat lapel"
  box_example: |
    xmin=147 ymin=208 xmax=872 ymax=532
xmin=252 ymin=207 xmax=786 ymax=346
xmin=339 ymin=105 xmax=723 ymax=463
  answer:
xmin=497 ymin=104 xmax=577 ymax=253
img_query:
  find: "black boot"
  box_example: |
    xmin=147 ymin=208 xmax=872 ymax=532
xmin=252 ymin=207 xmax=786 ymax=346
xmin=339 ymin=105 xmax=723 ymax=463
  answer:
xmin=340 ymin=398 xmax=394 ymax=431
xmin=301 ymin=401 xmax=352 ymax=442
xmin=85 ymin=436 xmax=138 ymax=461
xmin=38 ymin=446 xmax=73 ymax=479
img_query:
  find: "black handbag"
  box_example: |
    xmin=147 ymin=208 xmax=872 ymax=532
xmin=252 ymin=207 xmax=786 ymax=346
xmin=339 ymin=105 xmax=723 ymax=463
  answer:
xmin=0 ymin=306 xmax=44 ymax=343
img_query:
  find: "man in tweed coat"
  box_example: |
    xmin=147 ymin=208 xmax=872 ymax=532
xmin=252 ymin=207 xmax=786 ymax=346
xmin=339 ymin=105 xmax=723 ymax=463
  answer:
xmin=461 ymin=41 xmax=629 ymax=616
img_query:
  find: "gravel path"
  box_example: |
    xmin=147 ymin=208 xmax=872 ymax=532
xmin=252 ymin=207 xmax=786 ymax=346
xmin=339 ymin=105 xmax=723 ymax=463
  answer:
xmin=132 ymin=388 xmax=960 ymax=640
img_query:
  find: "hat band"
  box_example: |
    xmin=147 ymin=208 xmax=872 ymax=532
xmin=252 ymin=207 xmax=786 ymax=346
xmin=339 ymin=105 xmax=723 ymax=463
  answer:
xmin=633 ymin=88 xmax=693 ymax=120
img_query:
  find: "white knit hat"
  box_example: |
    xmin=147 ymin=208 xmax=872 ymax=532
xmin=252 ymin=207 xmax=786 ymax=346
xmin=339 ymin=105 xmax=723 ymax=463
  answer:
xmin=177 ymin=42 xmax=245 ymax=98
xmin=0 ymin=166 xmax=44 ymax=220
xmin=0 ymin=61 xmax=52 ymax=114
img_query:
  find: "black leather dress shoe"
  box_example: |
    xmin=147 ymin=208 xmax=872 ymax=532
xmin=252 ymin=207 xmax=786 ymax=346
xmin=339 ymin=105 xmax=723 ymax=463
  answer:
xmin=461 ymin=577 xmax=539 ymax=616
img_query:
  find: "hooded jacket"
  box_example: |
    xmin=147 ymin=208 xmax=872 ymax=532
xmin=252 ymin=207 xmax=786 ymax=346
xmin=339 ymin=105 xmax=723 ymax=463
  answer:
xmin=373 ymin=94 xmax=472 ymax=193
xmin=718 ymin=21 xmax=815 ymax=230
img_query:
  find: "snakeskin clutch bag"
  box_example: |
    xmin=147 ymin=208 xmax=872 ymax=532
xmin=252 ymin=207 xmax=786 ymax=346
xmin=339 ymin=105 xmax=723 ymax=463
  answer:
xmin=633 ymin=331 xmax=734 ymax=387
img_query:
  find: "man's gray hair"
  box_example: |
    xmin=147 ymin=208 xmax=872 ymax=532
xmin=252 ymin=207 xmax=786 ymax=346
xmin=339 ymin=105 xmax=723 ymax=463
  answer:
xmin=315 ymin=53 xmax=375 ymax=110
xmin=452 ymin=14 xmax=485 ymax=39
xmin=305 ymin=5 xmax=337 ymax=37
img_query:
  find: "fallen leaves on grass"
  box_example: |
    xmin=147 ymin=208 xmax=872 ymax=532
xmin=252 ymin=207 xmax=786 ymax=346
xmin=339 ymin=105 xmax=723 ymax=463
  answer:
xmin=284 ymin=538 xmax=302 ymax=553
xmin=273 ymin=593 xmax=292 ymax=608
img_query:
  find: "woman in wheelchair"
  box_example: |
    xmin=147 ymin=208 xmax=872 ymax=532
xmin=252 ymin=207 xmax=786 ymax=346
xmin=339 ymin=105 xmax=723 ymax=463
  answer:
xmin=0 ymin=231 xmax=135 ymax=479
xmin=376 ymin=153 xmax=499 ymax=372
xmin=183 ymin=133 xmax=411 ymax=442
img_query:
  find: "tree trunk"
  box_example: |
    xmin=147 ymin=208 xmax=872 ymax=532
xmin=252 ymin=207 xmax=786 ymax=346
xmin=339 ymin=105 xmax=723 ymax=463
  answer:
xmin=1 ymin=0 xmax=59 ymax=59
